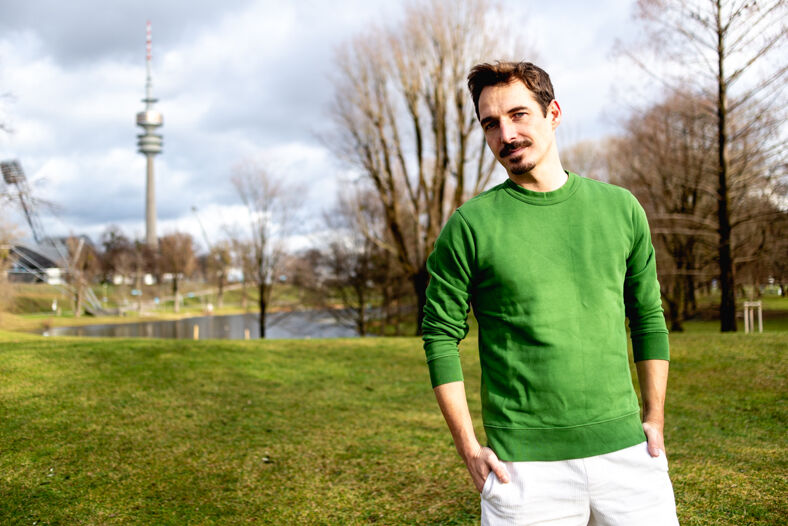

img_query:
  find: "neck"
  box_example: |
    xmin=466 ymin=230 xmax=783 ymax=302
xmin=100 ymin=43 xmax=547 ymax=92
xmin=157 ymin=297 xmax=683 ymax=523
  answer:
xmin=508 ymin=155 xmax=567 ymax=192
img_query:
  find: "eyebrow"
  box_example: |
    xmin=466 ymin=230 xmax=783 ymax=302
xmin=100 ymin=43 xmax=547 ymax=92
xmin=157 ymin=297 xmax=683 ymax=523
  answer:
xmin=480 ymin=105 xmax=530 ymax=127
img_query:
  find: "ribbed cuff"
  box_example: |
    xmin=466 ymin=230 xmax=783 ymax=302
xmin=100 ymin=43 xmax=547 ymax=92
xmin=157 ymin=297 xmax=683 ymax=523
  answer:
xmin=632 ymin=331 xmax=670 ymax=361
xmin=427 ymin=354 xmax=464 ymax=388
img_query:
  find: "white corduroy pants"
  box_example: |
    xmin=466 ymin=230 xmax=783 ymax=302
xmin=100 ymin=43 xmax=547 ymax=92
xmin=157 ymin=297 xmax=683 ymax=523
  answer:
xmin=480 ymin=442 xmax=679 ymax=526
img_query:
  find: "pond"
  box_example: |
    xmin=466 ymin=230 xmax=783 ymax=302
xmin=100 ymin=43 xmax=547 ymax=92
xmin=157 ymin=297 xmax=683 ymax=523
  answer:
xmin=42 ymin=311 xmax=359 ymax=340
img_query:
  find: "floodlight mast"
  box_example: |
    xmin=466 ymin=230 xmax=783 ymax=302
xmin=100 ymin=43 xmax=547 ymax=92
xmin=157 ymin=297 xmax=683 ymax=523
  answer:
xmin=1 ymin=159 xmax=106 ymax=315
xmin=136 ymin=20 xmax=163 ymax=249
xmin=1 ymin=160 xmax=44 ymax=243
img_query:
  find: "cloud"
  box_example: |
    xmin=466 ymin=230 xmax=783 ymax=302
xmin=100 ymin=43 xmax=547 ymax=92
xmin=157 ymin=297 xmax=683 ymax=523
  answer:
xmin=0 ymin=31 xmax=141 ymax=156
xmin=1 ymin=0 xmax=647 ymax=251
xmin=0 ymin=0 xmax=258 ymax=66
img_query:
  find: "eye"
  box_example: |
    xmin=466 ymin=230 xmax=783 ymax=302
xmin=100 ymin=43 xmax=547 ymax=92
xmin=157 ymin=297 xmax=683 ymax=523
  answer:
xmin=512 ymin=112 xmax=527 ymax=119
xmin=483 ymin=121 xmax=498 ymax=131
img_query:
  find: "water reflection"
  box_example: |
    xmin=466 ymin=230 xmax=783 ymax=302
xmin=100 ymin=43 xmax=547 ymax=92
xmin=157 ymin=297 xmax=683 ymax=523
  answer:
xmin=43 ymin=311 xmax=359 ymax=340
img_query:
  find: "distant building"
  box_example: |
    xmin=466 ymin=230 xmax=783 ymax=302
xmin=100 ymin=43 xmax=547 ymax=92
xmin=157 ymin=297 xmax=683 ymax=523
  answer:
xmin=6 ymin=243 xmax=65 ymax=285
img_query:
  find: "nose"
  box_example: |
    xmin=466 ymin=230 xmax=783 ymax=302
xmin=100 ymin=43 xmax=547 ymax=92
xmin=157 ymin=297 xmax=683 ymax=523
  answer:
xmin=498 ymin=118 xmax=517 ymax=143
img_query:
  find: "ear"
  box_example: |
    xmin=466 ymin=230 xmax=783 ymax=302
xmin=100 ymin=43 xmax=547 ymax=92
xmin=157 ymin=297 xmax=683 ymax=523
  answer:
xmin=548 ymin=100 xmax=562 ymax=130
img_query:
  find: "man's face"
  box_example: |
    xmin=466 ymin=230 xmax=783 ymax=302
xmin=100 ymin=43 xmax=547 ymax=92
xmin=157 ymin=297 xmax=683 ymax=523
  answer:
xmin=477 ymin=80 xmax=560 ymax=177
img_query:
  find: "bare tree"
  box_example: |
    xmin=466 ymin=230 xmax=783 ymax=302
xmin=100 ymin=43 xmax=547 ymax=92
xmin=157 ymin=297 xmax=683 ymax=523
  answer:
xmin=288 ymin=184 xmax=413 ymax=336
xmin=285 ymin=248 xmax=324 ymax=307
xmin=66 ymin=236 xmax=100 ymax=317
xmin=128 ymin=239 xmax=154 ymax=313
xmin=315 ymin=188 xmax=394 ymax=336
xmin=206 ymin=240 xmax=233 ymax=309
xmin=762 ymin=210 xmax=788 ymax=296
xmin=228 ymin=235 xmax=254 ymax=312
xmin=732 ymin=199 xmax=788 ymax=299
xmin=622 ymin=0 xmax=788 ymax=331
xmin=232 ymin=161 xmax=299 ymax=338
xmin=610 ymin=84 xmax=787 ymax=329
xmin=326 ymin=0 xmax=527 ymax=333
xmin=609 ymin=94 xmax=719 ymax=330
xmin=560 ymin=139 xmax=612 ymax=182
xmin=158 ymin=232 xmax=197 ymax=313
xmin=99 ymin=225 xmax=134 ymax=286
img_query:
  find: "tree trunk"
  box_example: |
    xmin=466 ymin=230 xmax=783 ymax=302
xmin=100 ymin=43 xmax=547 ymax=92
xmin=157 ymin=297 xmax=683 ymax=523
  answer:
xmin=379 ymin=284 xmax=390 ymax=336
xmin=684 ymin=275 xmax=697 ymax=319
xmin=74 ymin=286 xmax=83 ymax=318
xmin=385 ymin=287 xmax=395 ymax=336
xmin=717 ymin=158 xmax=736 ymax=331
xmin=716 ymin=2 xmax=736 ymax=332
xmin=393 ymin=296 xmax=402 ymax=336
xmin=258 ymin=282 xmax=266 ymax=338
xmin=357 ymin=286 xmax=367 ymax=336
xmin=672 ymin=279 xmax=685 ymax=332
xmin=412 ymin=265 xmax=429 ymax=336
xmin=665 ymin=296 xmax=681 ymax=332
xmin=173 ymin=276 xmax=180 ymax=313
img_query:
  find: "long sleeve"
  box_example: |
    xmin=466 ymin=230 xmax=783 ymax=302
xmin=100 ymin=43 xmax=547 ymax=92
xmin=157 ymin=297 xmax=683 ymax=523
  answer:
xmin=624 ymin=197 xmax=670 ymax=362
xmin=422 ymin=210 xmax=476 ymax=388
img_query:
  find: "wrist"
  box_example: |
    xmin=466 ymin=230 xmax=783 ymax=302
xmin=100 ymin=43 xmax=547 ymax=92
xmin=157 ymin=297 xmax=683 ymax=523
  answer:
xmin=457 ymin=441 xmax=482 ymax=463
xmin=642 ymin=404 xmax=664 ymax=422
xmin=642 ymin=418 xmax=664 ymax=436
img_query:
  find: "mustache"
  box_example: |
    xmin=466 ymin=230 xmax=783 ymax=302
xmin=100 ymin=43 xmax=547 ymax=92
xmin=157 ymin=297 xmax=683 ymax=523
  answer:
xmin=500 ymin=139 xmax=532 ymax=158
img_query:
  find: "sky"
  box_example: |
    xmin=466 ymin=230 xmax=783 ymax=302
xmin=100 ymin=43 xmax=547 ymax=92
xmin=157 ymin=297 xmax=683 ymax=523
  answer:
xmin=0 ymin=0 xmax=641 ymax=252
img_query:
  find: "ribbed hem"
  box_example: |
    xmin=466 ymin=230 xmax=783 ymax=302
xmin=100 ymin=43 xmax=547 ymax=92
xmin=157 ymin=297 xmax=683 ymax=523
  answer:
xmin=427 ymin=353 xmax=464 ymax=388
xmin=632 ymin=331 xmax=670 ymax=361
xmin=485 ymin=411 xmax=646 ymax=461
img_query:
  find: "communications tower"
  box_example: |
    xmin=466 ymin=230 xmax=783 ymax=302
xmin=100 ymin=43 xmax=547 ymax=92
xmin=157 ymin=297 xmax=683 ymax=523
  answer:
xmin=136 ymin=21 xmax=163 ymax=248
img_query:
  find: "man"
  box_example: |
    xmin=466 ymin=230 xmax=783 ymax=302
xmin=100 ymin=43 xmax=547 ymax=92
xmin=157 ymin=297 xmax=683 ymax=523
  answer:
xmin=422 ymin=61 xmax=679 ymax=525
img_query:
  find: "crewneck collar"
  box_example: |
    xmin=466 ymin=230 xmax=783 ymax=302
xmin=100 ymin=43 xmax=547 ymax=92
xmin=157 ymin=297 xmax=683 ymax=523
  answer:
xmin=503 ymin=171 xmax=580 ymax=205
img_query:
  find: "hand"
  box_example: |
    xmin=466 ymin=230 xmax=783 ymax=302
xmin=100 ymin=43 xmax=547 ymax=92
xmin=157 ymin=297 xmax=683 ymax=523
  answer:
xmin=642 ymin=420 xmax=666 ymax=458
xmin=464 ymin=445 xmax=510 ymax=492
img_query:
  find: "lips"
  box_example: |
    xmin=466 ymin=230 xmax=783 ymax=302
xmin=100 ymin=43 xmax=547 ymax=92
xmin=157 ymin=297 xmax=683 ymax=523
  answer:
xmin=500 ymin=139 xmax=532 ymax=158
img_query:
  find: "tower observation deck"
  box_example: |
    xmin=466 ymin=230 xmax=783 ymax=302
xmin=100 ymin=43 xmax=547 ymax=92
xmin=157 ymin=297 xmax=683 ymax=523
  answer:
xmin=136 ymin=20 xmax=163 ymax=248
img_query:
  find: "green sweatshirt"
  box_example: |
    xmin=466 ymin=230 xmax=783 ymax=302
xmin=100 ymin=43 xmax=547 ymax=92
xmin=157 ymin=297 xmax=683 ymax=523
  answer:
xmin=422 ymin=171 xmax=669 ymax=462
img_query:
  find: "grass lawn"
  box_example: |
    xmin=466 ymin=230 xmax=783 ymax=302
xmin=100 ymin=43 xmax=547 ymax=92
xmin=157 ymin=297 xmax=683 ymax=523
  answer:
xmin=0 ymin=331 xmax=785 ymax=525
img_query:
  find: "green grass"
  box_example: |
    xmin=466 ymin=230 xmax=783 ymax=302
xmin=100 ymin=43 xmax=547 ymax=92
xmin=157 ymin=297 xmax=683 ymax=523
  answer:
xmin=682 ymin=312 xmax=788 ymax=333
xmin=0 ymin=331 xmax=785 ymax=525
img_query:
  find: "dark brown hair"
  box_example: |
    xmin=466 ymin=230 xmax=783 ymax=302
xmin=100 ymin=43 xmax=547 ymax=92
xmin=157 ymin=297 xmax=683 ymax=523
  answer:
xmin=467 ymin=61 xmax=555 ymax=118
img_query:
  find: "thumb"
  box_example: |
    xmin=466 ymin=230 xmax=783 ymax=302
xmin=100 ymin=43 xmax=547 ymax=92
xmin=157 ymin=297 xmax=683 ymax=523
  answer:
xmin=643 ymin=424 xmax=664 ymax=457
xmin=489 ymin=456 xmax=510 ymax=484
